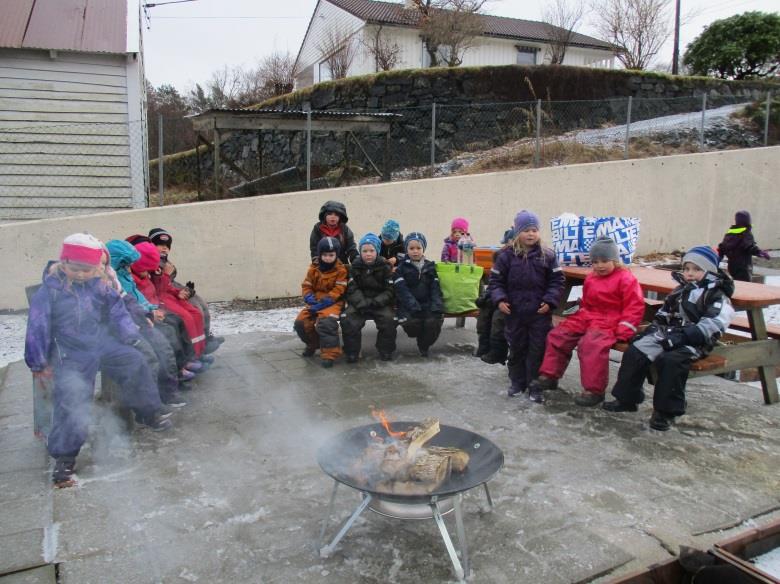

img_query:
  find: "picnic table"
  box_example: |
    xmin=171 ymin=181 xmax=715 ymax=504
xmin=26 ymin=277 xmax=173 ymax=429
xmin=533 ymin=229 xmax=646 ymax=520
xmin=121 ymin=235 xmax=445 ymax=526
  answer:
xmin=561 ymin=266 xmax=780 ymax=405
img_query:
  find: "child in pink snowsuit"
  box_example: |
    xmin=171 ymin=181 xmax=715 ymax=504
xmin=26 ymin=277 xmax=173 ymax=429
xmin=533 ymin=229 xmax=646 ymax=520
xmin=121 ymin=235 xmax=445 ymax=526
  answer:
xmin=529 ymin=237 xmax=645 ymax=407
xmin=441 ymin=217 xmax=472 ymax=262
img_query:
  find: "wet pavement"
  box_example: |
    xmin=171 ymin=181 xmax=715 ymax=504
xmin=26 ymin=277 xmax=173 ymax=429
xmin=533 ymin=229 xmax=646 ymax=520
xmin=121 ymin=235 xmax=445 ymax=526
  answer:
xmin=1 ymin=322 xmax=779 ymax=583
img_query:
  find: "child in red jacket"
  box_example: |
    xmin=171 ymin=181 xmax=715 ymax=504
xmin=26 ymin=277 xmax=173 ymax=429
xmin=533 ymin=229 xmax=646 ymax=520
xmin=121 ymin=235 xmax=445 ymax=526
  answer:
xmin=529 ymin=237 xmax=645 ymax=407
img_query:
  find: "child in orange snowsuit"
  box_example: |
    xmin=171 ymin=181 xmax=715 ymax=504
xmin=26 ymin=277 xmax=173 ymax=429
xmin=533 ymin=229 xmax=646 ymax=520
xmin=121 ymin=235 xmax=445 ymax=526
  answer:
xmin=294 ymin=237 xmax=348 ymax=367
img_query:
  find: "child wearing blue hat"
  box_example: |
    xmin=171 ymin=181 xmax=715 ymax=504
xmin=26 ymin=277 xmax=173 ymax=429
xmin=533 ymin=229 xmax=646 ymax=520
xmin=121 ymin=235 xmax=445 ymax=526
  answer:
xmin=604 ymin=245 xmax=735 ymax=431
xmin=379 ymin=219 xmax=405 ymax=267
xmin=393 ymin=232 xmax=444 ymax=357
xmin=341 ymin=233 xmax=398 ymax=362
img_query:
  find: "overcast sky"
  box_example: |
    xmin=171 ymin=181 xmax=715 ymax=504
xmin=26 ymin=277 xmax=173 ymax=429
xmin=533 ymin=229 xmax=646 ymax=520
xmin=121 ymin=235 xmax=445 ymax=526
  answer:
xmin=141 ymin=0 xmax=779 ymax=93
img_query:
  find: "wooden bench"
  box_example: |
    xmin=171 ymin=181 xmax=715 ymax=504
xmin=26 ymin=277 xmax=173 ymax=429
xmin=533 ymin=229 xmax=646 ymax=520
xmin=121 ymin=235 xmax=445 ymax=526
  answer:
xmin=728 ymin=316 xmax=780 ymax=339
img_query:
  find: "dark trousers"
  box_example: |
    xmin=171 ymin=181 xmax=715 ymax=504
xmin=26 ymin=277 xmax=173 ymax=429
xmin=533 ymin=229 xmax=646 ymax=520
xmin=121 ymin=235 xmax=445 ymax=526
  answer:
xmin=477 ymin=305 xmax=508 ymax=359
xmin=156 ymin=314 xmax=195 ymax=367
xmin=341 ymin=305 xmax=397 ymax=357
xmin=138 ymin=327 xmax=179 ymax=399
xmin=401 ymin=314 xmax=443 ymax=352
xmin=612 ymin=344 xmax=694 ymax=416
xmin=48 ymin=339 xmax=161 ymax=459
xmin=506 ymin=315 xmax=551 ymax=391
xmin=728 ymin=265 xmax=752 ymax=282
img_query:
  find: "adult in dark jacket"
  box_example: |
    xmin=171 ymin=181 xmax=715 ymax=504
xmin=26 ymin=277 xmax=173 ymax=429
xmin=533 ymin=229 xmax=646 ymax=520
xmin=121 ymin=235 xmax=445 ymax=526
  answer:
xmin=341 ymin=233 xmax=397 ymax=361
xmin=379 ymin=219 xmax=405 ymax=267
xmin=394 ymin=232 xmax=444 ymax=356
xmin=717 ymin=210 xmax=771 ymax=282
xmin=605 ymin=246 xmax=735 ymax=431
xmin=489 ymin=211 xmax=566 ymax=399
xmin=309 ymin=200 xmax=358 ymax=265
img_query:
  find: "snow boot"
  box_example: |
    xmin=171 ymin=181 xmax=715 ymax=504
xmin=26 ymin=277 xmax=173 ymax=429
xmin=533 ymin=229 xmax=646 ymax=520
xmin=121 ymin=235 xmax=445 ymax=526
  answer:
xmin=602 ymin=399 xmax=638 ymax=413
xmin=649 ymin=410 xmax=673 ymax=431
xmin=574 ymin=391 xmax=605 ymax=407
xmin=52 ymin=458 xmax=76 ymax=488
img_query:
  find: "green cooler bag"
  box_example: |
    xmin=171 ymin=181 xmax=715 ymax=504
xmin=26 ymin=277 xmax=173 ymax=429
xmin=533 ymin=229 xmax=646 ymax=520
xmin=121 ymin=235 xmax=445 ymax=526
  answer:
xmin=435 ymin=263 xmax=484 ymax=314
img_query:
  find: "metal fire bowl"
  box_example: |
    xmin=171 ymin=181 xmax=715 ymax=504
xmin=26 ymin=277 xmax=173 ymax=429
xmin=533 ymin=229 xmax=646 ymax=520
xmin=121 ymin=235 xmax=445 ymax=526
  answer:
xmin=367 ymin=495 xmax=455 ymax=520
xmin=317 ymin=422 xmax=504 ymax=505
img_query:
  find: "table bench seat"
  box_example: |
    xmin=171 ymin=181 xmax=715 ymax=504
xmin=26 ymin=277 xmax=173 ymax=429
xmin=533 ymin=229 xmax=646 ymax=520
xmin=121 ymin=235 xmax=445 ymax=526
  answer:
xmin=728 ymin=316 xmax=780 ymax=339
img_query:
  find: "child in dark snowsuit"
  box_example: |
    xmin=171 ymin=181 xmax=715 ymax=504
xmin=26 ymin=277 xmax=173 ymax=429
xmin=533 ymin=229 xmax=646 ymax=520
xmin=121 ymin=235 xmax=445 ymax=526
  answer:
xmin=309 ymin=200 xmax=358 ymax=265
xmin=294 ymin=237 xmax=348 ymax=368
xmin=394 ymin=232 xmax=444 ymax=357
xmin=717 ymin=210 xmax=771 ymax=282
xmin=25 ymin=234 xmax=171 ymax=486
xmin=489 ymin=212 xmax=565 ymax=400
xmin=475 ymin=226 xmax=515 ymax=364
xmin=341 ymin=233 xmax=397 ymax=362
xmin=379 ymin=219 xmax=405 ymax=267
xmin=530 ymin=237 xmax=646 ymax=406
xmin=604 ymin=246 xmax=735 ymax=431
xmin=148 ymin=227 xmax=224 ymax=354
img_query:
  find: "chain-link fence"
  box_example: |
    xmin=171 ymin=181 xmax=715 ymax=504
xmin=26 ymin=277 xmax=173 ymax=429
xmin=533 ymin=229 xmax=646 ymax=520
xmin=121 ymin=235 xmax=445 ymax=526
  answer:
xmin=0 ymin=120 xmax=147 ymax=223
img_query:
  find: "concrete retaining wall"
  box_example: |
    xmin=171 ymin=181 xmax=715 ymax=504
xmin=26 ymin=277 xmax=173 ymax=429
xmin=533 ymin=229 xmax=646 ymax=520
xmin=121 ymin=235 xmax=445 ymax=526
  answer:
xmin=2 ymin=146 xmax=779 ymax=311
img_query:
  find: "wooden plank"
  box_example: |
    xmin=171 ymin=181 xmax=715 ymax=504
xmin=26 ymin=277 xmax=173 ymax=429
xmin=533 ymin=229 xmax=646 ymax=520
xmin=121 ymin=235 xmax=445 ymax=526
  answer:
xmin=0 ymin=98 xmax=127 ymax=114
xmin=0 ymin=194 xmax=132 ymax=206
xmin=0 ymin=175 xmax=130 ymax=187
xmin=0 ymin=132 xmax=129 ymax=145
xmin=0 ymin=153 xmax=128 ymax=166
xmin=0 ymin=67 xmax=127 ymax=88
xmin=729 ymin=316 xmax=780 ymax=339
xmin=0 ymin=48 xmax=125 ymax=66
xmin=0 ymin=111 xmax=127 ymax=124
xmin=0 ymin=87 xmax=126 ymax=102
xmin=0 ymin=121 xmax=128 ymax=134
xmin=0 ymin=142 xmax=129 ymax=156
xmin=0 ymin=54 xmax=126 ymax=76
xmin=0 ymin=77 xmax=125 ymax=95
xmin=0 ymin=165 xmax=129 ymax=176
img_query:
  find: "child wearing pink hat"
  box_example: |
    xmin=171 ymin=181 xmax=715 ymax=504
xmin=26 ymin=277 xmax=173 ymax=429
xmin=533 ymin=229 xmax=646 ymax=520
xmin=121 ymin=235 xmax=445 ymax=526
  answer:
xmin=25 ymin=234 xmax=171 ymax=487
xmin=441 ymin=217 xmax=474 ymax=262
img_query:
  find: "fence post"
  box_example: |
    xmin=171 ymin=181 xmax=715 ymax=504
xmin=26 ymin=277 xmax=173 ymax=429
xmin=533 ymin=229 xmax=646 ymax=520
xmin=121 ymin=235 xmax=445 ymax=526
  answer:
xmin=430 ymin=102 xmax=436 ymax=177
xmin=700 ymin=93 xmax=707 ymax=150
xmin=534 ymin=99 xmax=542 ymax=167
xmin=764 ymin=91 xmax=772 ymax=147
xmin=306 ymin=110 xmax=312 ymax=191
xmin=624 ymin=96 xmax=632 ymax=160
xmin=157 ymin=114 xmax=164 ymax=206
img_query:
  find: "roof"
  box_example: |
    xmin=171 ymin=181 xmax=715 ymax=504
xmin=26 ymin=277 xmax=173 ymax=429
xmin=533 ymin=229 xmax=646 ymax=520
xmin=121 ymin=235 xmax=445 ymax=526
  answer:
xmin=0 ymin=0 xmax=129 ymax=54
xmin=326 ymin=0 xmax=614 ymax=51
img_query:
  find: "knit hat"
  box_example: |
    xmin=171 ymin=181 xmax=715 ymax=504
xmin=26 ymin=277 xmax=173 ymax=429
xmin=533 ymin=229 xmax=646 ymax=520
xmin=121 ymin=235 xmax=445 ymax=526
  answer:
xmin=132 ymin=242 xmax=161 ymax=273
xmin=148 ymin=227 xmax=173 ymax=248
xmin=514 ymin=210 xmax=540 ymax=233
xmin=589 ymin=237 xmax=620 ymax=262
xmin=126 ymin=234 xmax=150 ymax=246
xmin=404 ymin=231 xmax=428 ymax=251
xmin=501 ymin=227 xmax=515 ymax=245
xmin=735 ymin=210 xmax=751 ymax=227
xmin=451 ymin=217 xmax=469 ymax=232
xmin=317 ymin=236 xmax=341 ymax=256
xmin=60 ymin=233 xmax=103 ymax=266
xmin=359 ymin=232 xmax=381 ymax=253
xmin=380 ymin=219 xmax=401 ymax=241
xmin=683 ymin=245 xmax=719 ymax=274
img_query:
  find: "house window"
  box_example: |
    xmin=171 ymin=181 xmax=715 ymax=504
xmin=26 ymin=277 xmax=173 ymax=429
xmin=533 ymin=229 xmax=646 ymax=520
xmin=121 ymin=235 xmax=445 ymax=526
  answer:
xmin=421 ymin=40 xmax=430 ymax=67
xmin=516 ymin=46 xmax=538 ymax=65
xmin=318 ymin=60 xmax=333 ymax=83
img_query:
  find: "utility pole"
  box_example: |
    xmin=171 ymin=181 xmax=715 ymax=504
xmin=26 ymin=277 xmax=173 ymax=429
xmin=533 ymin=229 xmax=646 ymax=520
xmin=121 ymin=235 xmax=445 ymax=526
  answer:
xmin=672 ymin=0 xmax=681 ymax=75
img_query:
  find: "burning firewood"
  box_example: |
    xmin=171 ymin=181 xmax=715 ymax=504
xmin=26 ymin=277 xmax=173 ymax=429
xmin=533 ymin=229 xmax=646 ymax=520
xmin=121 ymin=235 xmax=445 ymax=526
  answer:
xmin=409 ymin=452 xmax=452 ymax=484
xmin=425 ymin=446 xmax=470 ymax=473
xmin=401 ymin=417 xmax=440 ymax=459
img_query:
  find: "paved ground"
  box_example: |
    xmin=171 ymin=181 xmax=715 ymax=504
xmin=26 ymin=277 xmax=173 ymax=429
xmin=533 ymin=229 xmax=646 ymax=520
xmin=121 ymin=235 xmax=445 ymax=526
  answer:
xmin=1 ymin=322 xmax=779 ymax=584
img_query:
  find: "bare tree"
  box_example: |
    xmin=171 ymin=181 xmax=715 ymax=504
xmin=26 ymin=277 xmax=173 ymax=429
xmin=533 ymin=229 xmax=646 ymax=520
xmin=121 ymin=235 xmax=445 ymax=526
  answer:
xmin=590 ymin=0 xmax=672 ymax=70
xmin=257 ymin=51 xmax=297 ymax=96
xmin=318 ymin=28 xmax=358 ymax=80
xmin=361 ymin=25 xmax=402 ymax=72
xmin=410 ymin=0 xmax=488 ymax=68
xmin=543 ymin=0 xmax=585 ymax=65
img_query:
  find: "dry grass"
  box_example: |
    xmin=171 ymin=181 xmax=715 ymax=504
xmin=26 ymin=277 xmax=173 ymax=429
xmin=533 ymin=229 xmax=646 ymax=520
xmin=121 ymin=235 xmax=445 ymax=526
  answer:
xmin=148 ymin=189 xmax=200 ymax=207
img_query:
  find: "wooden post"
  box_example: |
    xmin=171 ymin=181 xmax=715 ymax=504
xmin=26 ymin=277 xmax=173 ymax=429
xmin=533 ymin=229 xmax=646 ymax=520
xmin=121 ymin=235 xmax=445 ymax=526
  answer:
xmin=383 ymin=129 xmax=390 ymax=182
xmin=213 ymin=127 xmax=221 ymax=199
xmin=746 ymin=307 xmax=780 ymax=404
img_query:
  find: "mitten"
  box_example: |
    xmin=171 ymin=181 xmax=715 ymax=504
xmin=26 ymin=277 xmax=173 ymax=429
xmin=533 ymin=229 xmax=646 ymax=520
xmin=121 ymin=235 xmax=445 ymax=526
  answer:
xmin=681 ymin=324 xmax=706 ymax=346
xmin=318 ymin=297 xmax=335 ymax=308
xmin=759 ymin=250 xmax=771 ymax=260
xmin=304 ymin=293 xmax=317 ymax=305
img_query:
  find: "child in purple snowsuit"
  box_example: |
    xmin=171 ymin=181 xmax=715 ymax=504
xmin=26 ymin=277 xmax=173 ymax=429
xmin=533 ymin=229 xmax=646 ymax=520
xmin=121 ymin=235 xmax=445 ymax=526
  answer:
xmin=25 ymin=234 xmax=171 ymax=487
xmin=488 ymin=211 xmax=565 ymax=400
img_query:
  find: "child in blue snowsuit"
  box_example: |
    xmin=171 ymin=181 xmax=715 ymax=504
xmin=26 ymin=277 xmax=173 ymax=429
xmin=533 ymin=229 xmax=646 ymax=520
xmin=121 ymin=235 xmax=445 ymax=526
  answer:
xmin=25 ymin=234 xmax=171 ymax=486
xmin=393 ymin=232 xmax=444 ymax=357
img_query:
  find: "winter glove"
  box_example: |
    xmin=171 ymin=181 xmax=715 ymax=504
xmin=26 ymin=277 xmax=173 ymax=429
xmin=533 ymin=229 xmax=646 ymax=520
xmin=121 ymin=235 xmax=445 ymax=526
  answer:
xmin=663 ymin=327 xmax=704 ymax=351
xmin=758 ymin=250 xmax=771 ymax=260
xmin=186 ymin=281 xmax=196 ymax=294
xmin=318 ymin=297 xmax=335 ymax=308
xmin=681 ymin=324 xmax=706 ymax=346
xmin=304 ymin=293 xmax=317 ymax=305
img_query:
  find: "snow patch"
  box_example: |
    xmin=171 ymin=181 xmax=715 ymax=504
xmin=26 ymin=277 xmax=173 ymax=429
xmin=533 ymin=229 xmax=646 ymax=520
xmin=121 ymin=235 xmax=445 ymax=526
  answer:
xmin=754 ymin=546 xmax=780 ymax=579
xmin=226 ymin=507 xmax=270 ymax=525
xmin=42 ymin=521 xmax=60 ymax=563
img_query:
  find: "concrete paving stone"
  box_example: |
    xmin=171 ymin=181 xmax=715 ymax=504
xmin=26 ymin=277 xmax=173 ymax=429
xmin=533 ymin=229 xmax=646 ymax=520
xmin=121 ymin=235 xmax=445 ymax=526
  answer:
xmin=0 ymin=427 xmax=43 ymax=453
xmin=0 ymin=565 xmax=56 ymax=584
xmin=0 ymin=445 xmax=48 ymax=474
xmin=0 ymin=468 xmax=50 ymax=503
xmin=0 ymin=529 xmax=44 ymax=574
xmin=0 ymin=495 xmax=51 ymax=537
xmin=260 ymin=350 xmax=302 ymax=363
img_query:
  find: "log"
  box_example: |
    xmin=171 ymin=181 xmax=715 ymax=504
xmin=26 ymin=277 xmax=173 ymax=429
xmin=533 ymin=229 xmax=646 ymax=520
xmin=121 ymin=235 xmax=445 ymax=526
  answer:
xmin=409 ymin=452 xmax=451 ymax=485
xmin=426 ymin=446 xmax=470 ymax=473
xmin=403 ymin=417 xmax=440 ymax=459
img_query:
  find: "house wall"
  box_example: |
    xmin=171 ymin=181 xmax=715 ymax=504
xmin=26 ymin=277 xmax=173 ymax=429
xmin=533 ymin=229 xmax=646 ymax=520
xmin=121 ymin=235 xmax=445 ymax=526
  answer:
xmin=2 ymin=146 xmax=778 ymax=310
xmin=0 ymin=48 xmax=140 ymax=223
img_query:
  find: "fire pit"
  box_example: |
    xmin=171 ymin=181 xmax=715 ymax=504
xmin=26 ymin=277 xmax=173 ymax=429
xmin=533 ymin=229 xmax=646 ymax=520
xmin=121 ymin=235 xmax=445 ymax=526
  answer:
xmin=317 ymin=421 xmax=504 ymax=581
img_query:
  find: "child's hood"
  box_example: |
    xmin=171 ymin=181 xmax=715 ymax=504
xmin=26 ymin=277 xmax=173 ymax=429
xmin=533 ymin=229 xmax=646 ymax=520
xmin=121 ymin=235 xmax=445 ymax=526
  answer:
xmin=106 ymin=240 xmax=140 ymax=271
xmin=671 ymin=269 xmax=735 ymax=298
xmin=318 ymin=200 xmax=348 ymax=223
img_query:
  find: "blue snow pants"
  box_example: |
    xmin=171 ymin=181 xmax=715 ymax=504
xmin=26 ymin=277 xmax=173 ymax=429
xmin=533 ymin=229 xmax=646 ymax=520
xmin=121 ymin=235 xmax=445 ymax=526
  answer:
xmin=47 ymin=338 xmax=162 ymax=459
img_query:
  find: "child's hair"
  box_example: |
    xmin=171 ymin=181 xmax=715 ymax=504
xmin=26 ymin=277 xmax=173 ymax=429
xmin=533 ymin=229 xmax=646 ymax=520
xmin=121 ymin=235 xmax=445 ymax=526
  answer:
xmin=511 ymin=234 xmax=546 ymax=264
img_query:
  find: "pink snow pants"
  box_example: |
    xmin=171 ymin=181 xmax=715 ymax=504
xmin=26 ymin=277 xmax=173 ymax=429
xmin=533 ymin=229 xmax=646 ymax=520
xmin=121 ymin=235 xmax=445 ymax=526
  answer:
xmin=538 ymin=326 xmax=616 ymax=394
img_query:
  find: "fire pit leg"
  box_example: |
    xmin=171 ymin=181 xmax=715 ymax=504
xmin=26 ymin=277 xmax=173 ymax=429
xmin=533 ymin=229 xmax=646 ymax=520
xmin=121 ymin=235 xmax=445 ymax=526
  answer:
xmin=483 ymin=483 xmax=494 ymax=511
xmin=319 ymin=492 xmax=373 ymax=559
xmin=318 ymin=480 xmax=340 ymax=549
xmin=454 ymin=494 xmax=470 ymax=578
xmin=430 ymin=498 xmax=466 ymax=582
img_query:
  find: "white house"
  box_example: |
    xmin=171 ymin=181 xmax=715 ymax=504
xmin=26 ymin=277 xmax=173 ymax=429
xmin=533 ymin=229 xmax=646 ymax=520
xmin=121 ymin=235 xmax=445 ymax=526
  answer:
xmin=0 ymin=0 xmax=148 ymax=223
xmin=295 ymin=0 xmax=617 ymax=88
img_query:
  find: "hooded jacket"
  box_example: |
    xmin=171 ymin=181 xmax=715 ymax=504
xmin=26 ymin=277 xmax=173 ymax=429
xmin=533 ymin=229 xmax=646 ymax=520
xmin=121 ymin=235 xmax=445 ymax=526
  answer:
xmin=393 ymin=257 xmax=443 ymax=318
xmin=489 ymin=245 xmax=565 ymax=317
xmin=718 ymin=225 xmax=764 ymax=275
xmin=380 ymin=233 xmax=405 ymax=263
xmin=309 ymin=201 xmax=357 ymax=264
xmin=346 ymin=256 xmax=395 ymax=311
xmin=106 ymin=240 xmax=156 ymax=312
xmin=25 ymin=266 xmax=140 ymax=371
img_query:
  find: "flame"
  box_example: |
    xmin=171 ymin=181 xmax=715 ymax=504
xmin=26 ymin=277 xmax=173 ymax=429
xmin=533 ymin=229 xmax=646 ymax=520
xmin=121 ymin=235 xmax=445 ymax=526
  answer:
xmin=371 ymin=408 xmax=406 ymax=438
